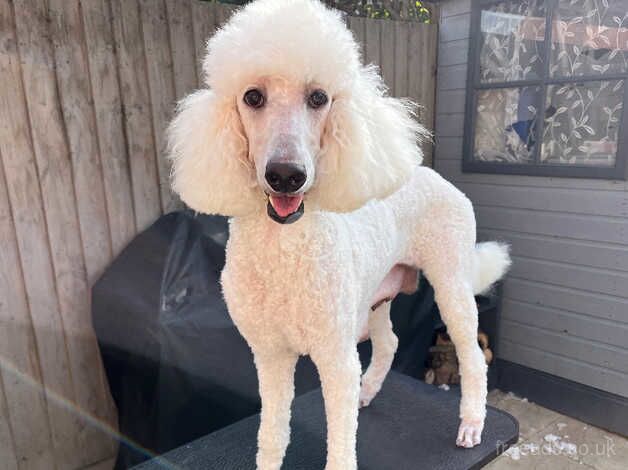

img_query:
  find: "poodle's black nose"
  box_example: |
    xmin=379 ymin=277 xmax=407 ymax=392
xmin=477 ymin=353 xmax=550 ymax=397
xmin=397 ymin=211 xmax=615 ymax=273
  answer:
xmin=265 ymin=162 xmax=307 ymax=193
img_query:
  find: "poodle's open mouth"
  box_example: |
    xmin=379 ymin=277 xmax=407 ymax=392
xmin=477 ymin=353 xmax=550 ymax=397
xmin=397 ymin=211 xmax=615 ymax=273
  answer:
xmin=267 ymin=194 xmax=304 ymax=224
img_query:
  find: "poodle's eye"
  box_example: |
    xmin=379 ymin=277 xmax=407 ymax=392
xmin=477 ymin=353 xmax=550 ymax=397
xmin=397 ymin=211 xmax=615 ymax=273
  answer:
xmin=243 ymin=89 xmax=265 ymax=109
xmin=307 ymin=90 xmax=328 ymax=109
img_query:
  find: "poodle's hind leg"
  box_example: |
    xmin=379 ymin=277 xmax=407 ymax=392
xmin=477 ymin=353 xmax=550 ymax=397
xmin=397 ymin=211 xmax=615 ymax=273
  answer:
xmin=359 ymin=301 xmax=398 ymax=408
xmin=430 ymin=275 xmax=487 ymax=448
xmin=254 ymin=349 xmax=299 ymax=470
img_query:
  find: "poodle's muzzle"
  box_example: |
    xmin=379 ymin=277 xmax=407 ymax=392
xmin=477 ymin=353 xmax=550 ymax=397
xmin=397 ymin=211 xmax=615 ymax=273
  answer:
xmin=264 ymin=162 xmax=307 ymax=224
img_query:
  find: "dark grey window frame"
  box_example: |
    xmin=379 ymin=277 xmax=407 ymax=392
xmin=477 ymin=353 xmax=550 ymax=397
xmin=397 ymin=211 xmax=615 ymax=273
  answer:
xmin=462 ymin=0 xmax=628 ymax=180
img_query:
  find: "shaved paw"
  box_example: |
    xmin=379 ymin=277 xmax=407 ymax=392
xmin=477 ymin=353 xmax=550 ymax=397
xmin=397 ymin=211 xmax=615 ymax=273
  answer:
xmin=456 ymin=418 xmax=484 ymax=448
xmin=358 ymin=382 xmax=378 ymax=408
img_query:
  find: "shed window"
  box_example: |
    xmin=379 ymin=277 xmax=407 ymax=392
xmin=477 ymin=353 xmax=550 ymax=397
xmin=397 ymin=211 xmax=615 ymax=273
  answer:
xmin=463 ymin=0 xmax=628 ymax=179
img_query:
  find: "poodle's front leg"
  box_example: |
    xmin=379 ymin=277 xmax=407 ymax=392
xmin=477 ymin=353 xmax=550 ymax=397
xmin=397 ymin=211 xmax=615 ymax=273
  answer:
xmin=432 ymin=278 xmax=487 ymax=448
xmin=311 ymin=341 xmax=361 ymax=470
xmin=254 ymin=349 xmax=299 ymax=470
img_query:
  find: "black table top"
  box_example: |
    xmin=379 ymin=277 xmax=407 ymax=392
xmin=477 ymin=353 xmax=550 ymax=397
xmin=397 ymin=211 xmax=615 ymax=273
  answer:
xmin=134 ymin=371 xmax=518 ymax=470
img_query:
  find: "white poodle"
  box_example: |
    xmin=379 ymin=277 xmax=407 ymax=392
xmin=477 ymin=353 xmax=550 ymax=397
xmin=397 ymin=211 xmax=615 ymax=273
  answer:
xmin=167 ymin=1 xmax=511 ymax=468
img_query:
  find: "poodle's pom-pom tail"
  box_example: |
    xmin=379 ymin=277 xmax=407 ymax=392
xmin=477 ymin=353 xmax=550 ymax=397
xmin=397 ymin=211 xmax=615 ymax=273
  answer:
xmin=472 ymin=242 xmax=511 ymax=295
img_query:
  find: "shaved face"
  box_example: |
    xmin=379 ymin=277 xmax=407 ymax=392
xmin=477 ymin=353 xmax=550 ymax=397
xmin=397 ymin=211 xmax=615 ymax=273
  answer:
xmin=236 ymin=76 xmax=332 ymax=206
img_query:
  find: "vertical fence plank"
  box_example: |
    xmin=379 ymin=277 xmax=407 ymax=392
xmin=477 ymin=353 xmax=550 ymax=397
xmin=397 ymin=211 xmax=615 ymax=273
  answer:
xmin=20 ymin=0 xmax=117 ymax=466
xmin=348 ymin=16 xmax=366 ymax=60
xmin=0 ymin=6 xmax=57 ymax=469
xmin=394 ymin=20 xmax=409 ymax=97
xmin=0 ymin=1 xmax=85 ymax=467
xmin=0 ymin=159 xmax=56 ymax=470
xmin=407 ymin=22 xmax=424 ymax=142
xmin=0 ymin=368 xmax=18 ymax=470
xmin=430 ymin=23 xmax=438 ymax=159
xmin=191 ymin=0 xmax=216 ymax=86
xmin=111 ymin=0 xmax=162 ymax=231
xmin=82 ymin=0 xmax=137 ymax=256
xmin=215 ymin=2 xmax=236 ymax=27
xmin=139 ymin=0 xmax=178 ymax=213
xmin=364 ymin=17 xmax=381 ymax=68
xmin=423 ymin=23 xmax=437 ymax=167
xmin=166 ymin=0 xmax=197 ymax=100
xmin=49 ymin=0 xmax=113 ymax=284
xmin=380 ymin=19 xmax=396 ymax=93
xmin=408 ymin=21 xmax=436 ymax=167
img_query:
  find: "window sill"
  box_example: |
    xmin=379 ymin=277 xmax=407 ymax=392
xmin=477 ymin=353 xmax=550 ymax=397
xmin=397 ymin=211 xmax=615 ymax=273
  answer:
xmin=462 ymin=160 xmax=627 ymax=180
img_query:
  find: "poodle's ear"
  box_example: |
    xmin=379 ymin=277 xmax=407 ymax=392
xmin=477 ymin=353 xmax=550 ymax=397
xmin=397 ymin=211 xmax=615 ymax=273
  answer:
xmin=167 ymin=89 xmax=262 ymax=216
xmin=308 ymin=67 xmax=427 ymax=213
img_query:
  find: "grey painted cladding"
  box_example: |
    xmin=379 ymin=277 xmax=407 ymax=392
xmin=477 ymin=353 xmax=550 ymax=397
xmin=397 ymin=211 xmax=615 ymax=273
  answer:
xmin=434 ymin=0 xmax=628 ymax=398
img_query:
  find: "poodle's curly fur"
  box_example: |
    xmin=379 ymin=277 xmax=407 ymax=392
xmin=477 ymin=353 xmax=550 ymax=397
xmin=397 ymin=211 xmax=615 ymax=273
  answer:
xmin=167 ymin=1 xmax=511 ymax=469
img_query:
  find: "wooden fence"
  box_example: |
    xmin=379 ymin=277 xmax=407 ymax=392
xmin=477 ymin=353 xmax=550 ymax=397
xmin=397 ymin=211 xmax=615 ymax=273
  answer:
xmin=0 ymin=1 xmax=437 ymax=468
xmin=346 ymin=14 xmax=437 ymax=165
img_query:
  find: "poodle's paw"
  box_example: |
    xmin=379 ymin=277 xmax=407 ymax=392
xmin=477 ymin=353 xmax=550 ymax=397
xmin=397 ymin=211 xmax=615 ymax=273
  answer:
xmin=255 ymin=459 xmax=281 ymax=470
xmin=358 ymin=382 xmax=378 ymax=408
xmin=256 ymin=447 xmax=284 ymax=470
xmin=456 ymin=418 xmax=484 ymax=448
xmin=324 ymin=457 xmax=357 ymax=470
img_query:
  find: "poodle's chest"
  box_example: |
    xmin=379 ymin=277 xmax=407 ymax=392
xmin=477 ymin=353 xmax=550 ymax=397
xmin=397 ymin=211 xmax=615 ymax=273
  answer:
xmin=223 ymin=248 xmax=357 ymax=352
xmin=225 ymin=234 xmax=357 ymax=313
xmin=222 ymin=213 xmax=408 ymax=349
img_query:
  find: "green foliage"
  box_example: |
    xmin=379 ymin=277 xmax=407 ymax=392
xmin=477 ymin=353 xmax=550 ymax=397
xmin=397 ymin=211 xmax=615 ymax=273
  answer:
xmin=204 ymin=0 xmax=433 ymax=23
xmin=327 ymin=0 xmax=432 ymax=22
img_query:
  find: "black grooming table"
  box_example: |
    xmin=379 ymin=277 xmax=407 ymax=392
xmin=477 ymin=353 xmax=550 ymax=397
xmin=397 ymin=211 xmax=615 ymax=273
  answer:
xmin=133 ymin=371 xmax=518 ymax=470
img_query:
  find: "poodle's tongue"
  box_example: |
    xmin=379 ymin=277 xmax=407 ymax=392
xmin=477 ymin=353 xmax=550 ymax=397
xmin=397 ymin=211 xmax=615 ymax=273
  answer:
xmin=269 ymin=195 xmax=303 ymax=218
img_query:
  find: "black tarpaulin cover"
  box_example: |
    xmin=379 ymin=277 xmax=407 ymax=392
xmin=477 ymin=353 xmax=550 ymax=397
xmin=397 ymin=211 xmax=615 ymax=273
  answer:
xmin=92 ymin=211 xmax=439 ymax=468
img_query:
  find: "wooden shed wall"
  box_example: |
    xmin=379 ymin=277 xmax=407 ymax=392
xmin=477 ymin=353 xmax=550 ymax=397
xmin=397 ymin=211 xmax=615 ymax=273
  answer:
xmin=435 ymin=0 xmax=628 ymax=398
xmin=0 ymin=1 xmax=437 ymax=468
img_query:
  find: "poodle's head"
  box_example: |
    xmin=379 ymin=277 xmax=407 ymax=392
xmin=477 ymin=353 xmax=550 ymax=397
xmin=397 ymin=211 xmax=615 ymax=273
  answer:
xmin=168 ymin=0 xmax=426 ymax=222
